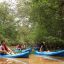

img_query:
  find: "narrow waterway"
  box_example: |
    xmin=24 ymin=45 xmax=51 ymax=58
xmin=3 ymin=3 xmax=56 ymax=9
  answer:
xmin=0 ymin=54 xmax=64 ymax=64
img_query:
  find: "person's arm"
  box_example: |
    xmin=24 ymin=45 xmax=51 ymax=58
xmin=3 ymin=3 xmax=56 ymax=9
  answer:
xmin=0 ymin=50 xmax=7 ymax=54
xmin=7 ymin=47 xmax=14 ymax=54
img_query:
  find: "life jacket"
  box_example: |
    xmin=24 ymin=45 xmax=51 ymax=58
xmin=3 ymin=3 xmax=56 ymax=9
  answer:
xmin=1 ymin=45 xmax=9 ymax=52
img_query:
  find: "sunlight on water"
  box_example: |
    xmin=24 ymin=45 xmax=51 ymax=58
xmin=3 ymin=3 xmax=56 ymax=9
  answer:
xmin=0 ymin=55 xmax=64 ymax=64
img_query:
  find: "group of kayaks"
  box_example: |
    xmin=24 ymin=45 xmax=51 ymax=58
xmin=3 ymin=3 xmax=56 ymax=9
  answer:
xmin=0 ymin=48 xmax=64 ymax=58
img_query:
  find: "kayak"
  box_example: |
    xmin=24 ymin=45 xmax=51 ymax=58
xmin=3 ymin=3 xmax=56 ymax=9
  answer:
xmin=22 ymin=48 xmax=32 ymax=52
xmin=14 ymin=48 xmax=32 ymax=53
xmin=35 ymin=50 xmax=64 ymax=56
xmin=0 ymin=51 xmax=29 ymax=58
xmin=34 ymin=47 xmax=39 ymax=50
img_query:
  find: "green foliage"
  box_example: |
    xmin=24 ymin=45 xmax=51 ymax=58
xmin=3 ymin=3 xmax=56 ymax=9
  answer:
xmin=0 ymin=2 xmax=21 ymax=45
xmin=29 ymin=0 xmax=64 ymax=48
xmin=0 ymin=0 xmax=64 ymax=49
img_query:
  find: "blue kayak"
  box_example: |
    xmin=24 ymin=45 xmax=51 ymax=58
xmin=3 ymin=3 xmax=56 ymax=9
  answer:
xmin=0 ymin=51 xmax=29 ymax=58
xmin=34 ymin=47 xmax=39 ymax=50
xmin=35 ymin=50 xmax=64 ymax=56
xmin=14 ymin=48 xmax=32 ymax=53
xmin=22 ymin=48 xmax=32 ymax=52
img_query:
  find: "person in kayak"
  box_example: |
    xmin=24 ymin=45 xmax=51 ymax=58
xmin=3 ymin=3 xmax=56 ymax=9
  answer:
xmin=0 ymin=40 xmax=14 ymax=54
xmin=39 ymin=42 xmax=48 ymax=52
xmin=39 ymin=42 xmax=50 ymax=52
xmin=16 ymin=44 xmax=22 ymax=50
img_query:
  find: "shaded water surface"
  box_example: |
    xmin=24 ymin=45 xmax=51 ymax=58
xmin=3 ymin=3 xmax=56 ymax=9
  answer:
xmin=0 ymin=54 xmax=64 ymax=64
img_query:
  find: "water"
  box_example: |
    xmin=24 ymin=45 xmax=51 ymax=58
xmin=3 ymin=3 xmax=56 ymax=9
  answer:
xmin=0 ymin=54 xmax=64 ymax=64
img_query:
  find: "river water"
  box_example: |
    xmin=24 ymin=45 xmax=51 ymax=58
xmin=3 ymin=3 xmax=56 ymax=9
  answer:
xmin=0 ymin=54 xmax=64 ymax=64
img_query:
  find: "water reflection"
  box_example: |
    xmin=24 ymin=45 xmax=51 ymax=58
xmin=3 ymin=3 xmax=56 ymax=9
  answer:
xmin=29 ymin=55 xmax=64 ymax=64
xmin=0 ymin=55 xmax=64 ymax=64
xmin=0 ymin=58 xmax=14 ymax=64
xmin=0 ymin=58 xmax=28 ymax=64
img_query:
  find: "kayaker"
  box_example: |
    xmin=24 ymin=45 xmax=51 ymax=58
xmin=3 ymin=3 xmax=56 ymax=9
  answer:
xmin=0 ymin=40 xmax=14 ymax=54
xmin=16 ymin=44 xmax=22 ymax=50
xmin=39 ymin=42 xmax=47 ymax=52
